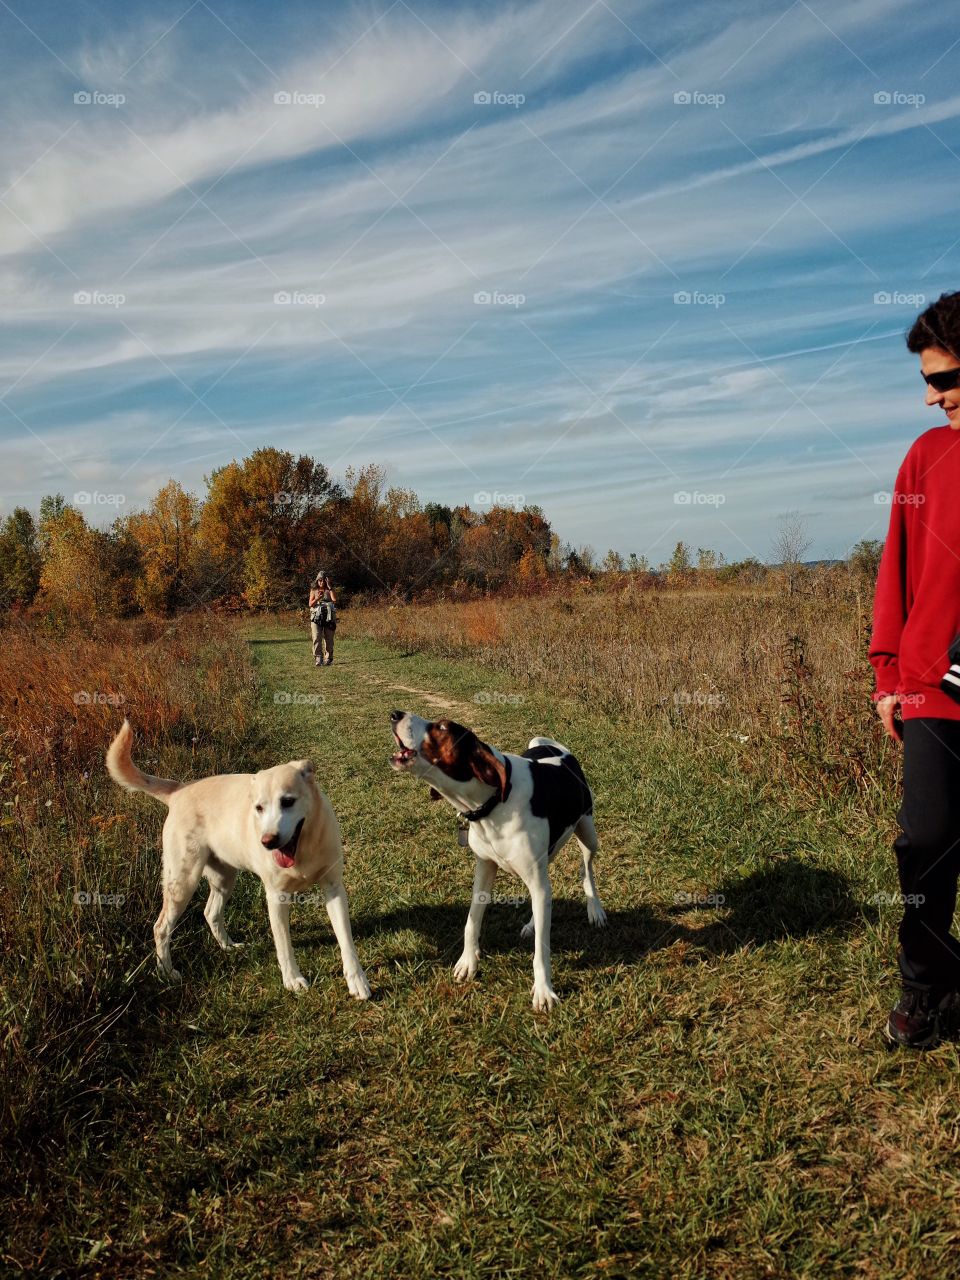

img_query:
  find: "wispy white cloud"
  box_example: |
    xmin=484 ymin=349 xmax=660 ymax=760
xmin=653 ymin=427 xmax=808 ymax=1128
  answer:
xmin=0 ymin=0 xmax=953 ymax=560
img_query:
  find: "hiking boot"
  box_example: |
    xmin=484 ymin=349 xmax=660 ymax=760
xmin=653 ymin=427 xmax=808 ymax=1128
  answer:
xmin=886 ymin=986 xmax=960 ymax=1049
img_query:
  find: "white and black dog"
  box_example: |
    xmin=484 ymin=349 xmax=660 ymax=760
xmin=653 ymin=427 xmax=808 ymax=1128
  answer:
xmin=389 ymin=710 xmax=607 ymax=1010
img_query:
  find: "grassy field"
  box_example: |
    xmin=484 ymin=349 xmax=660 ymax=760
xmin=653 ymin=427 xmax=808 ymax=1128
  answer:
xmin=5 ymin=606 xmax=960 ymax=1277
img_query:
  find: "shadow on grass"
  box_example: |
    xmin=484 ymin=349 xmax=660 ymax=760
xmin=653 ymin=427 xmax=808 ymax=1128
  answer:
xmin=351 ymin=858 xmax=867 ymax=968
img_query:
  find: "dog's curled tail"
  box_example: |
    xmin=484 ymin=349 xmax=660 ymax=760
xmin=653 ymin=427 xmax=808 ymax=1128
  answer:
xmin=106 ymin=719 xmax=182 ymax=804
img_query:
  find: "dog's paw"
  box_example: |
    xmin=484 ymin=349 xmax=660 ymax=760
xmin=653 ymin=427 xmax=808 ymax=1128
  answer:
xmin=520 ymin=918 xmax=535 ymax=940
xmin=159 ymin=965 xmax=183 ymax=983
xmin=531 ymin=981 xmax=560 ymax=1012
xmin=284 ymin=973 xmax=310 ymax=993
xmin=453 ymin=953 xmax=479 ymax=982
xmin=587 ymin=901 xmax=608 ymax=928
xmin=347 ymin=970 xmax=372 ymax=1000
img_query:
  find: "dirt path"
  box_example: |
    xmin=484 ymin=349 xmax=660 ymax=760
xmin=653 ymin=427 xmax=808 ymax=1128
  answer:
xmin=354 ymin=671 xmax=471 ymax=714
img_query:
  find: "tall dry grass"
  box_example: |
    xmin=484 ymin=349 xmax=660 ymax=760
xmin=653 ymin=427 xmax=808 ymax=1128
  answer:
xmin=0 ymin=613 xmax=264 ymax=1160
xmin=344 ymin=581 xmax=892 ymax=803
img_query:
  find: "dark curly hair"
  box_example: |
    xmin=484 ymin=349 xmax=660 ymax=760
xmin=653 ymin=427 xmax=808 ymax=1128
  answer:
xmin=906 ymin=291 xmax=960 ymax=359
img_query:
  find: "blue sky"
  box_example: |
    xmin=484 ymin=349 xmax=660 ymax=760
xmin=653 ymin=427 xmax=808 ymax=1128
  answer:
xmin=0 ymin=0 xmax=956 ymax=564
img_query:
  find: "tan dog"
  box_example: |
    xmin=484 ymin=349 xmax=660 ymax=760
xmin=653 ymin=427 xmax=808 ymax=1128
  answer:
xmin=106 ymin=720 xmax=370 ymax=998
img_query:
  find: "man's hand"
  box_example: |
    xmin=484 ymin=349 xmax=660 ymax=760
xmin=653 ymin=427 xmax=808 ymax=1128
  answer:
xmin=876 ymin=694 xmax=903 ymax=742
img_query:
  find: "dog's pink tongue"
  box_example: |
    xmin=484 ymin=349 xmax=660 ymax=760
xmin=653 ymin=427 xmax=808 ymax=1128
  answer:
xmin=273 ymin=850 xmax=296 ymax=869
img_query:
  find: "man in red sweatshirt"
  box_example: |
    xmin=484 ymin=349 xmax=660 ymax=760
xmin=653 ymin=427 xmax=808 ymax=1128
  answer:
xmin=871 ymin=290 xmax=960 ymax=1048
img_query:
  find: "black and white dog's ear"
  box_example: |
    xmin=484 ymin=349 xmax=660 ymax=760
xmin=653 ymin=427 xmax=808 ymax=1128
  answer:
xmin=470 ymin=742 xmax=511 ymax=803
xmin=429 ymin=787 xmax=442 ymax=801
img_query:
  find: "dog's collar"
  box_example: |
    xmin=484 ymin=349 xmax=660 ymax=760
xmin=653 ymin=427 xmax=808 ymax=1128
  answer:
xmin=460 ymin=757 xmax=512 ymax=822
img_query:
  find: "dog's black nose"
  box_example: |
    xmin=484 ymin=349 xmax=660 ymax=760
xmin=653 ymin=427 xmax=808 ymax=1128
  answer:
xmin=390 ymin=709 xmax=403 ymax=722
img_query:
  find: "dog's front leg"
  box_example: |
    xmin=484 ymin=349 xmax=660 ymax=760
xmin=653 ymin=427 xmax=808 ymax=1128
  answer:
xmin=265 ymin=890 xmax=309 ymax=992
xmin=525 ymin=862 xmax=559 ymax=1011
xmin=453 ymin=856 xmax=497 ymax=983
xmin=323 ymin=878 xmax=371 ymax=1000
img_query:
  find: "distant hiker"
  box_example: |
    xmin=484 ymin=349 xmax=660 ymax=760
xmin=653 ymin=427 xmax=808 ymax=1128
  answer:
xmin=871 ymin=290 xmax=960 ymax=1049
xmin=309 ymin=571 xmax=337 ymax=667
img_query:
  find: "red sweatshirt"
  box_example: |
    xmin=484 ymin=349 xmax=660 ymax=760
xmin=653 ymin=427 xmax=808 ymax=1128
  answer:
xmin=870 ymin=423 xmax=960 ymax=720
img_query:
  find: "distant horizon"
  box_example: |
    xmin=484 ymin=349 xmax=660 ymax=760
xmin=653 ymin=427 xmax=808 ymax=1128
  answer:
xmin=1 ymin=0 xmax=954 ymax=565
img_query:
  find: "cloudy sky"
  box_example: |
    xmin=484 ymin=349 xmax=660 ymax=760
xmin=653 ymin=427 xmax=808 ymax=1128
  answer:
xmin=0 ymin=0 xmax=955 ymax=563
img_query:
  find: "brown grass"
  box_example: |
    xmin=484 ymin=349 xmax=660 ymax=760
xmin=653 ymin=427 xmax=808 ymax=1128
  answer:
xmin=0 ymin=612 xmax=264 ymax=1154
xmin=345 ymin=581 xmax=891 ymax=803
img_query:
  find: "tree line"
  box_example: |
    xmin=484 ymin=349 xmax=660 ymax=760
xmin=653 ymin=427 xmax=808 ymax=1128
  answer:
xmin=0 ymin=451 xmax=557 ymax=618
xmin=0 ymin=449 xmax=885 ymax=618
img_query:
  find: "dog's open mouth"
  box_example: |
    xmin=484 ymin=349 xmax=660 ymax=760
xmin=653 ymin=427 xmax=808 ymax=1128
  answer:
xmin=272 ymin=817 xmax=304 ymax=869
xmin=390 ymin=731 xmax=417 ymax=770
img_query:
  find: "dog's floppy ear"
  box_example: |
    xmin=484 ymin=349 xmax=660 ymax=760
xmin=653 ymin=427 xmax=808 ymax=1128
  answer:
xmin=297 ymin=760 xmax=315 ymax=781
xmin=470 ymin=741 xmax=511 ymax=803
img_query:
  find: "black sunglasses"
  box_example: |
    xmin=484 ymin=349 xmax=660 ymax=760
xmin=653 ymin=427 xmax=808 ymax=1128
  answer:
xmin=923 ymin=367 xmax=960 ymax=393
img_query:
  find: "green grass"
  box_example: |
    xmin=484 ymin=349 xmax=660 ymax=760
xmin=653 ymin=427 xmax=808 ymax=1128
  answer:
xmin=7 ymin=619 xmax=960 ymax=1278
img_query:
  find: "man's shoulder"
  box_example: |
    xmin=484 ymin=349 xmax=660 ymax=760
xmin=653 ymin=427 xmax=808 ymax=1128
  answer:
xmin=903 ymin=424 xmax=954 ymax=459
xmin=893 ymin=425 xmax=954 ymax=479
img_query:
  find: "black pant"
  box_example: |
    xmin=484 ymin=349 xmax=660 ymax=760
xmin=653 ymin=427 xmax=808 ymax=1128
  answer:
xmin=896 ymin=718 xmax=960 ymax=989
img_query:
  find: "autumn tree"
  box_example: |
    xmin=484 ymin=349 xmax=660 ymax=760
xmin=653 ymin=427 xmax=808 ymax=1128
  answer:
xmin=848 ymin=538 xmax=883 ymax=583
xmin=198 ymin=449 xmax=340 ymax=599
xmin=0 ymin=508 xmax=41 ymax=609
xmin=127 ymin=480 xmax=201 ymax=613
xmin=327 ymin=464 xmax=391 ymax=591
xmin=665 ymin=540 xmax=692 ymax=585
xmin=547 ymin=532 xmax=563 ymax=575
xmin=516 ymin=545 xmax=548 ymax=587
xmin=37 ymin=503 xmax=96 ymax=619
xmin=563 ymin=543 xmax=596 ymax=577
xmin=696 ymin=547 xmax=724 ymax=587
xmin=460 ymin=521 xmax=507 ymax=586
xmin=243 ymin=535 xmax=282 ymax=610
